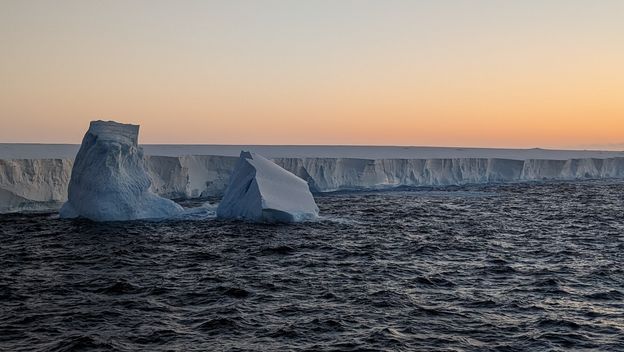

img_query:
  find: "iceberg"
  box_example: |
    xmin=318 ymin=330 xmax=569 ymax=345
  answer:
xmin=217 ymin=151 xmax=319 ymax=222
xmin=59 ymin=121 xmax=183 ymax=221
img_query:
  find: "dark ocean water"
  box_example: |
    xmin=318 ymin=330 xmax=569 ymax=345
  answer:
xmin=1 ymin=180 xmax=623 ymax=351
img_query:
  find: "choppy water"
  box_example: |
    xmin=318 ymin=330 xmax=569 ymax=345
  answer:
xmin=1 ymin=181 xmax=623 ymax=351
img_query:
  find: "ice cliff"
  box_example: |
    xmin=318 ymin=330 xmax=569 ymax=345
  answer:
xmin=59 ymin=121 xmax=183 ymax=221
xmin=0 ymin=159 xmax=71 ymax=213
xmin=1 ymin=152 xmax=624 ymax=214
xmin=216 ymin=152 xmax=319 ymax=222
xmin=274 ymin=157 xmax=624 ymax=191
xmin=146 ymin=155 xmax=238 ymax=199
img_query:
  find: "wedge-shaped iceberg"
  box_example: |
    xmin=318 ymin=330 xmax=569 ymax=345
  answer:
xmin=217 ymin=151 xmax=319 ymax=222
xmin=60 ymin=120 xmax=183 ymax=221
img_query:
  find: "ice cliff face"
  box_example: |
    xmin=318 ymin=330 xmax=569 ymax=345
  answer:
xmin=217 ymin=152 xmax=319 ymax=222
xmin=59 ymin=121 xmax=183 ymax=221
xmin=2 ymin=154 xmax=624 ymax=214
xmin=274 ymin=157 xmax=624 ymax=191
xmin=139 ymin=156 xmax=624 ymax=195
xmin=0 ymin=159 xmax=72 ymax=213
xmin=146 ymin=155 xmax=238 ymax=199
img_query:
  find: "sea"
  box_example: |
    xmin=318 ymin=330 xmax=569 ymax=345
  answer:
xmin=1 ymin=180 xmax=623 ymax=351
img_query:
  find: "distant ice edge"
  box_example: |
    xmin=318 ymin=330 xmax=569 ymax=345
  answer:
xmin=1 ymin=156 xmax=624 ymax=213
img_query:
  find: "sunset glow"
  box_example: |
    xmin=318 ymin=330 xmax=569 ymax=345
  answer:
xmin=1 ymin=0 xmax=623 ymax=148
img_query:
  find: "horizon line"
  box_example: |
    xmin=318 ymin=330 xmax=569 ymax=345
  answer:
xmin=1 ymin=142 xmax=622 ymax=152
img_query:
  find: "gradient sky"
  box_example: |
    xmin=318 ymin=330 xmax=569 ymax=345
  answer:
xmin=1 ymin=0 xmax=623 ymax=148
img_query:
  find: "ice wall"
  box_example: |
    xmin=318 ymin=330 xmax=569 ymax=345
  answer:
xmin=59 ymin=121 xmax=183 ymax=221
xmin=274 ymin=157 xmax=624 ymax=191
xmin=146 ymin=155 xmax=238 ymax=199
xmin=0 ymin=159 xmax=72 ymax=213
xmin=1 ymin=155 xmax=624 ymax=213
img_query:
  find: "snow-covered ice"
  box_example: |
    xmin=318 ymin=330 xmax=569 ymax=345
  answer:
xmin=217 ymin=151 xmax=319 ymax=222
xmin=1 ymin=143 xmax=624 ymax=214
xmin=59 ymin=121 xmax=183 ymax=221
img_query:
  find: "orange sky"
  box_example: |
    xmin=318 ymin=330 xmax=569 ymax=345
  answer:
xmin=1 ymin=0 xmax=623 ymax=149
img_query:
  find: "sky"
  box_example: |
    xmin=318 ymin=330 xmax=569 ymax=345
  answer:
xmin=1 ymin=0 xmax=623 ymax=149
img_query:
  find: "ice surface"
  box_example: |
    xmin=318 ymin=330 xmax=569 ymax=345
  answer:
xmin=217 ymin=152 xmax=319 ymax=222
xmin=59 ymin=121 xmax=183 ymax=221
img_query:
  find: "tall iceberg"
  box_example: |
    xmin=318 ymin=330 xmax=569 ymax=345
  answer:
xmin=60 ymin=120 xmax=183 ymax=221
xmin=217 ymin=151 xmax=319 ymax=222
